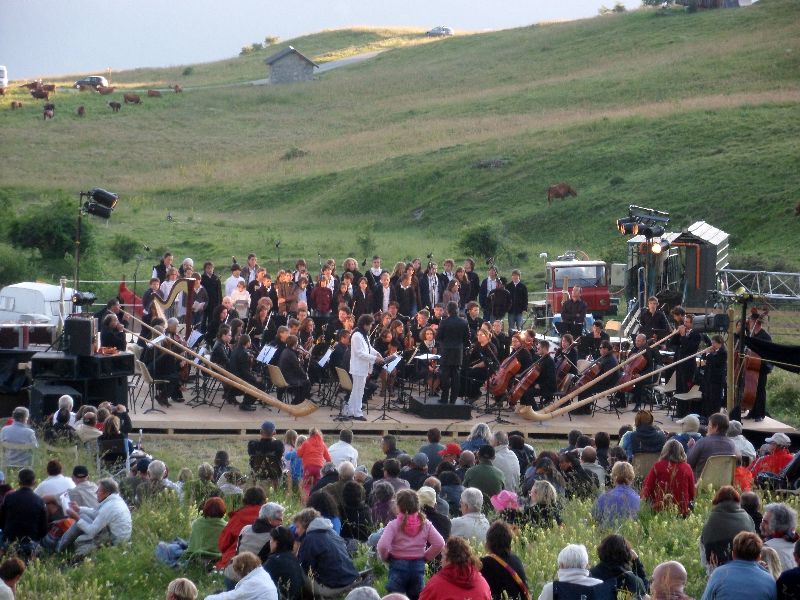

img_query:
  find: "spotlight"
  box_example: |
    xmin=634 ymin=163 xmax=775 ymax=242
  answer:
xmin=616 ymin=217 xmax=638 ymax=235
xmin=81 ymin=188 xmax=118 ymax=219
xmin=640 ymin=225 xmax=665 ymax=239
xmin=71 ymin=291 xmax=97 ymax=307
xmin=651 ymin=239 xmax=671 ymax=254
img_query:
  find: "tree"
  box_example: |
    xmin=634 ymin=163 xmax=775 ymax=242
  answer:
xmin=9 ymin=198 xmax=92 ymax=260
xmin=458 ymin=223 xmax=500 ymax=261
xmin=265 ymin=36 xmax=280 ymax=46
xmin=109 ymin=234 xmax=140 ymax=264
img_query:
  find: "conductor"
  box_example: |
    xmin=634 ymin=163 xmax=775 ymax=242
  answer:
xmin=436 ymin=301 xmax=470 ymax=405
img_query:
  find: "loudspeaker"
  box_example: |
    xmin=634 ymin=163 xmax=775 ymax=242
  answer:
xmin=31 ymin=352 xmax=78 ymax=379
xmin=29 ymin=383 xmax=81 ymax=422
xmin=65 ymin=317 xmax=96 ymax=356
xmin=692 ymin=313 xmax=730 ymax=333
xmin=78 ymin=353 xmax=135 ymax=378
xmin=409 ymin=396 xmax=472 ymax=420
xmin=86 ymin=376 xmax=128 ymax=407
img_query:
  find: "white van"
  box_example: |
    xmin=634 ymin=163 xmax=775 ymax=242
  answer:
xmin=0 ymin=66 xmax=8 ymax=91
xmin=0 ymin=282 xmax=75 ymax=325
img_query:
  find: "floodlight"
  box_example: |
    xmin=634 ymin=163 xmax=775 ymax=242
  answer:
xmin=640 ymin=225 xmax=665 ymax=239
xmin=651 ymin=239 xmax=671 ymax=254
xmin=72 ymin=291 xmax=97 ymax=306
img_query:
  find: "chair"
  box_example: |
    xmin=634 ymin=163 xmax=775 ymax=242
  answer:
xmin=697 ymin=454 xmax=736 ymax=490
xmin=266 ymin=364 xmax=290 ymax=409
xmin=135 ymin=359 xmax=169 ymax=414
xmin=652 ymin=371 xmax=676 ymax=412
xmin=97 ymin=438 xmax=131 ymax=478
xmin=552 ymin=579 xmax=616 ymax=600
xmin=126 ymin=343 xmax=143 ymax=361
xmin=632 ymin=452 xmax=660 ymax=481
xmin=673 ymin=388 xmax=703 ymax=419
xmin=576 ymin=359 xmax=592 ymax=373
xmin=0 ymin=441 xmax=36 ymax=471
xmin=331 ymin=367 xmax=354 ymax=419
xmin=604 ymin=320 xmax=623 ymax=337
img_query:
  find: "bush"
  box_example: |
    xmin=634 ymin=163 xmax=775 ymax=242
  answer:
xmin=240 ymin=46 xmax=254 ymax=56
xmin=265 ymin=36 xmax=280 ymax=46
xmin=281 ymin=147 xmax=309 ymax=161
xmin=0 ymin=243 xmax=31 ymax=286
xmin=357 ymin=231 xmax=375 ymax=259
xmin=458 ymin=223 xmax=500 ymax=260
xmin=8 ymin=197 xmax=92 ymax=260
xmin=109 ymin=234 xmax=141 ymax=264
xmin=182 ymin=66 xmax=194 ymax=76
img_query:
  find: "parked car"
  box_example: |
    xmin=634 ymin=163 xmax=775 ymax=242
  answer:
xmin=73 ymin=75 xmax=108 ymax=89
xmin=0 ymin=65 xmax=8 ymax=92
xmin=427 ymin=26 xmax=454 ymax=37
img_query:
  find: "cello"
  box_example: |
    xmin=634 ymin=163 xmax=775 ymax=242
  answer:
xmin=555 ymin=337 xmax=581 ymax=393
xmin=507 ymin=358 xmax=544 ymax=407
xmin=488 ymin=350 xmax=522 ymax=398
xmin=617 ymin=351 xmax=648 ymax=392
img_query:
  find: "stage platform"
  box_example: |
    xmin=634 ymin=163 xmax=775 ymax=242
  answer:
xmin=129 ymin=384 xmax=794 ymax=440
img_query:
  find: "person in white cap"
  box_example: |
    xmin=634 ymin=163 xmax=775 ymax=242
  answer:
xmin=750 ymin=433 xmax=794 ymax=476
xmin=727 ymin=420 xmax=757 ymax=462
xmin=672 ymin=414 xmax=702 ymax=451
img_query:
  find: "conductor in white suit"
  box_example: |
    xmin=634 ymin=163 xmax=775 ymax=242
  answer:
xmin=347 ymin=314 xmax=384 ymax=420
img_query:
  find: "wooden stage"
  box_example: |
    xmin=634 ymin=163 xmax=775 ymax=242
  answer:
xmin=129 ymin=383 xmax=794 ymax=440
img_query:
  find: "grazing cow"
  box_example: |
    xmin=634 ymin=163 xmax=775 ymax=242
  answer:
xmin=97 ymin=86 xmax=115 ymax=95
xmin=43 ymin=108 xmax=54 ymax=120
xmin=147 ymin=89 xmax=161 ymax=97
xmin=108 ymin=101 xmax=121 ymax=112
xmin=0 ymin=88 xmax=5 ymax=96
xmin=547 ymin=182 xmax=578 ymax=205
xmin=123 ymin=93 xmax=142 ymax=105
xmin=173 ymin=84 xmax=182 ymax=93
xmin=41 ymin=84 xmax=56 ymax=93
xmin=10 ymin=101 xmax=21 ymax=110
xmin=19 ymin=81 xmax=42 ymax=90
xmin=77 ymin=105 xmax=85 ymax=117
xmin=43 ymin=103 xmax=55 ymax=112
xmin=30 ymin=89 xmax=49 ymax=100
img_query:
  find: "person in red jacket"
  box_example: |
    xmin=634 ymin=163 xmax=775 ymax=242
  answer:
xmin=296 ymin=428 xmax=332 ymax=501
xmin=419 ymin=536 xmax=491 ymax=600
xmin=215 ymin=486 xmax=266 ymax=570
xmin=641 ymin=439 xmax=696 ymax=516
xmin=750 ymin=433 xmax=794 ymax=476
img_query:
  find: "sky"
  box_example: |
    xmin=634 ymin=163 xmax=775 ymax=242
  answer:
xmin=1 ymin=0 xmax=640 ymax=80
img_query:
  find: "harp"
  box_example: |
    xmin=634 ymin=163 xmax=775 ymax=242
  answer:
xmin=151 ymin=278 xmax=195 ymax=339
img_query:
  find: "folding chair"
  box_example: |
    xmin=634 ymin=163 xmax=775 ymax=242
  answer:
xmin=673 ymin=388 xmax=703 ymax=420
xmin=97 ymin=438 xmax=131 ymax=478
xmin=266 ymin=364 xmax=290 ymax=410
xmin=632 ymin=452 xmax=660 ymax=482
xmin=653 ymin=371 xmax=676 ymax=412
xmin=0 ymin=441 xmax=36 ymax=472
xmin=135 ymin=359 xmax=169 ymax=414
xmin=697 ymin=454 xmax=736 ymax=491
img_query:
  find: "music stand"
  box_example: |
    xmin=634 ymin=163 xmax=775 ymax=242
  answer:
xmin=372 ymin=354 xmax=401 ymax=423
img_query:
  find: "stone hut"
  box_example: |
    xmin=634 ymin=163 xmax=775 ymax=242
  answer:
xmin=264 ymin=46 xmax=319 ymax=84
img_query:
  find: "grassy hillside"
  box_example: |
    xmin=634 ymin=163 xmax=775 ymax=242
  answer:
xmin=0 ymin=0 xmax=799 ymax=289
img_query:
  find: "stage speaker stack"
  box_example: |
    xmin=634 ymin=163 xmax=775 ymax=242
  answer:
xmin=31 ymin=352 xmax=79 ymax=379
xmin=64 ymin=316 xmax=97 ymax=356
xmin=28 ymin=383 xmax=82 ymax=421
xmin=409 ymin=396 xmax=472 ymax=420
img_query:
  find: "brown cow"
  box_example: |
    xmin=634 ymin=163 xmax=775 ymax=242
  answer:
xmin=147 ymin=89 xmax=161 ymax=97
xmin=19 ymin=81 xmax=42 ymax=90
xmin=43 ymin=108 xmax=54 ymax=120
xmin=173 ymin=84 xmax=182 ymax=93
xmin=547 ymin=182 xmax=578 ymax=205
xmin=97 ymin=86 xmax=115 ymax=95
xmin=77 ymin=84 xmax=95 ymax=92
xmin=43 ymin=103 xmax=55 ymax=112
xmin=30 ymin=89 xmax=49 ymax=100
xmin=123 ymin=93 xmax=142 ymax=105
xmin=107 ymin=101 xmax=121 ymax=112
xmin=41 ymin=84 xmax=56 ymax=93
xmin=10 ymin=101 xmax=21 ymax=109
xmin=0 ymin=88 xmax=5 ymax=96
xmin=77 ymin=105 xmax=85 ymax=117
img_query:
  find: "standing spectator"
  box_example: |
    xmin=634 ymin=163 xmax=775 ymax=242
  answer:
xmin=297 ymin=428 xmax=332 ymax=501
xmin=34 ymin=459 xmax=75 ymax=497
xmin=538 ymin=543 xmax=603 ymax=600
xmin=700 ymin=486 xmax=755 ymax=572
xmin=776 ymin=540 xmax=800 ymax=600
xmin=264 ymin=526 xmax=305 ymax=600
xmin=649 ymin=561 xmax=691 ymax=600
xmin=419 ymin=536 xmax=491 ymax=600
xmin=0 ymin=407 xmax=37 ymax=468
xmin=450 ymin=488 xmax=490 ymax=544
xmin=248 ymin=421 xmax=284 ymax=492
xmin=641 ymin=439 xmax=696 ymax=516
xmin=0 ymin=468 xmax=47 ymax=554
xmin=418 ymin=428 xmax=445 ymax=472
xmin=480 ymin=521 xmax=529 ymax=600
xmin=506 ymin=270 xmax=528 ymax=332
xmin=762 ymin=503 xmax=800 ymax=573
xmin=592 ymin=462 xmax=640 ymax=526
xmin=0 ymin=558 xmax=25 ymax=600
xmin=378 ymin=489 xmax=445 ymax=600
xmin=589 ymin=534 xmax=648 ymax=599
xmin=701 ymin=532 xmax=777 ymax=600
xmin=687 ymin=413 xmax=737 ymax=479
xmin=491 ymin=431 xmax=520 ymax=492
xmin=329 ymin=429 xmax=359 ymax=466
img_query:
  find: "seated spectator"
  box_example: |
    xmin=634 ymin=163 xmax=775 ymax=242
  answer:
xmin=735 ymin=456 xmax=755 ymax=491
xmin=120 ymin=458 xmax=151 ymax=504
xmin=491 ymin=490 xmax=522 ymax=525
xmin=649 ymin=561 xmax=690 ymax=600
xmin=322 ymin=461 xmax=356 ymax=508
xmin=594 ymin=431 xmax=611 ymax=469
xmin=687 ymin=412 xmax=736 ymax=479
xmin=751 ymin=433 xmax=794 ymax=476
xmin=762 ymin=502 xmax=799 ymax=573
xmin=182 ymin=463 xmax=220 ymax=510
xmin=345 ymin=589 xmax=380 ymax=600
xmin=67 ymin=465 xmax=99 ymax=509
xmin=508 ymin=434 xmax=535 ymax=479
xmin=436 ymin=443 xmax=462 ymax=470
xmin=0 ymin=558 xmax=25 ymax=600
xmin=419 ymin=428 xmax=445 ymax=471
xmin=0 ymin=468 xmax=47 ymax=555
xmin=417 ymin=486 xmax=450 ymax=541
xmin=223 ymin=502 xmax=284 ymax=590
xmin=264 ymin=526 xmax=305 ymax=600
xmin=538 ymin=543 xmax=603 ymax=600
xmin=156 ymin=497 xmax=228 ymax=567
xmin=382 ymin=434 xmax=406 ymax=460
xmin=641 ymin=439 xmax=696 ymax=516
xmin=73 ymin=412 xmax=103 ymax=444
xmin=46 ymin=401 xmax=75 ymax=443
xmin=383 ymin=458 xmax=411 ymax=493
xmin=461 ymin=423 xmax=492 ymax=453
xmin=377 ymin=489 xmax=445 ymax=600
xmin=60 ymin=478 xmax=132 ymax=556
xmin=589 ymin=534 xmax=648 ymax=599
xmin=213 ymin=450 xmax=233 ymax=482
xmin=463 ymin=445 xmax=505 ymax=503
xmin=307 ymin=490 xmax=341 ymax=535
xmin=592 ymin=462 xmax=640 ymax=526
xmin=217 ymin=470 xmax=247 ymax=498
xmin=137 ymin=460 xmax=174 ymax=505
xmin=401 ymin=453 xmax=430 ymax=491
xmin=480 ymin=521 xmax=529 ymax=600
xmin=206 ymin=551 xmax=278 ymax=600
xmin=295 ymin=508 xmax=360 ymax=598
xmin=52 ymin=394 xmax=78 ymax=427
xmin=248 ymin=421 xmax=285 ymax=491
xmin=311 ymin=462 xmax=340 ymax=496
xmin=672 ymin=414 xmax=703 ymax=451
xmin=742 ymin=491 xmax=764 ymax=532
xmin=761 ymin=546 xmax=784 ymax=580
xmin=727 ymin=420 xmax=757 ymax=462
xmin=702 ymin=532 xmax=777 ymax=600
xmin=559 ymin=451 xmax=598 ymax=500
xmin=419 ymin=536 xmax=491 ymax=600
xmin=370 ymin=480 xmax=397 ymax=526
xmin=491 ymin=431 xmax=520 ymax=492
xmin=776 ymin=540 xmax=800 ymax=600
xmin=34 ymin=459 xmax=75 ymax=497
xmin=450 ymin=488 xmax=490 ymax=544
xmin=215 ymin=486 xmax=266 ymax=570
xmin=579 ymin=447 xmax=606 ymax=493
xmin=455 ymin=451 xmax=475 ymax=481
xmin=422 ymin=476 xmax=450 ymax=517
xmin=700 ymin=485 xmax=755 ymax=572
xmin=0 ymin=407 xmax=38 ymax=467
xmin=341 ymin=481 xmax=373 ymax=542
xmin=329 ymin=429 xmax=359 ymax=466
xmin=623 ymin=410 xmax=667 ymax=460
xmin=166 ymin=577 xmax=197 ymax=600
xmin=98 ymin=414 xmax=133 ymax=468
xmin=438 ymin=471 xmax=464 ymax=517
xmin=523 ymin=456 xmax=566 ymax=497
xmin=525 ymin=480 xmax=563 ymax=527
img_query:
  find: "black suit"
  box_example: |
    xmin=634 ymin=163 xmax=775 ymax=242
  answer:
xmin=0 ymin=487 xmax=47 ymax=544
xmin=420 ymin=273 xmax=447 ymax=310
xmin=278 ymin=348 xmax=311 ymax=404
xmin=436 ymin=315 xmax=470 ymax=404
xmin=701 ymin=346 xmax=727 ymax=417
xmin=531 ymin=354 xmax=556 ymax=405
xmin=201 ymin=273 xmax=223 ymax=331
xmin=372 ymin=285 xmax=393 ymax=314
xmin=750 ymin=328 xmax=772 ymax=420
xmin=675 ymin=329 xmax=703 ymax=393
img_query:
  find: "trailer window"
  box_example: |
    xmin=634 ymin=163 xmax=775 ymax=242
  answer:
xmin=553 ymin=266 xmax=605 ymax=288
xmin=0 ymin=297 xmax=14 ymax=311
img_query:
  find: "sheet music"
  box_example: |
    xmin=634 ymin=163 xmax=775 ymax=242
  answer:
xmin=147 ymin=334 xmax=167 ymax=347
xmin=317 ymin=348 xmax=333 ymax=368
xmin=383 ymin=353 xmax=402 ymax=373
xmin=193 ymin=347 xmax=208 ymax=365
xmin=257 ymin=345 xmax=277 ymax=364
xmin=186 ymin=330 xmax=203 ymax=348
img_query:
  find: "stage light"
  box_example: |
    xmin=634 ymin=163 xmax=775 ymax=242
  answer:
xmin=71 ymin=291 xmax=97 ymax=306
xmin=692 ymin=313 xmax=730 ymax=333
xmin=616 ymin=217 xmax=638 ymax=235
xmin=81 ymin=188 xmax=118 ymax=219
xmin=651 ymin=239 xmax=670 ymax=254
xmin=640 ymin=225 xmax=665 ymax=239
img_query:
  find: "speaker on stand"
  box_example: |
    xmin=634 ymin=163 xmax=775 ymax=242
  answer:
xmin=64 ymin=316 xmax=97 ymax=356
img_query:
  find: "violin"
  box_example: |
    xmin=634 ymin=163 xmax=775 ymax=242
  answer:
xmin=489 ymin=350 xmax=522 ymax=398
xmin=507 ymin=359 xmax=543 ymax=407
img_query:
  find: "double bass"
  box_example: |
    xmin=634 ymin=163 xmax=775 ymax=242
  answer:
xmin=488 ymin=350 xmax=522 ymax=398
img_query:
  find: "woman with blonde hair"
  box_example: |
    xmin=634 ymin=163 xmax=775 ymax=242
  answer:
xmin=206 ymin=551 xmax=278 ymax=599
xmin=641 ymin=438 xmax=696 ymax=516
xmin=526 ymin=480 xmax=563 ymax=526
xmin=592 ymin=462 xmax=640 ymax=526
xmin=166 ymin=578 xmax=197 ymax=600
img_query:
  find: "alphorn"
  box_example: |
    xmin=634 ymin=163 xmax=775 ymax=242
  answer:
xmin=517 ymin=346 xmax=706 ymax=421
xmin=124 ymin=313 xmax=318 ymax=418
xmin=540 ymin=329 xmax=680 ymax=414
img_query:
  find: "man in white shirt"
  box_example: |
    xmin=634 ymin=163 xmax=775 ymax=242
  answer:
xmin=60 ymin=478 xmax=132 ymax=556
xmin=0 ymin=407 xmax=37 ymax=467
xmin=328 ymin=429 xmax=359 ymax=466
xmin=491 ymin=431 xmax=520 ymax=492
xmin=450 ymin=487 xmax=490 ymax=544
xmin=346 ymin=315 xmax=384 ymax=421
xmin=224 ymin=264 xmax=245 ymax=297
xmin=51 ymin=394 xmax=77 ymax=428
xmin=34 ymin=459 xmax=75 ymax=497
